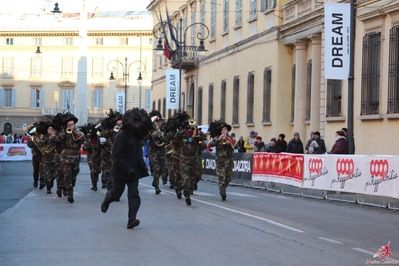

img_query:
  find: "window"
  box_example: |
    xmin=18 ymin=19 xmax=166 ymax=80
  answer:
xmin=34 ymin=38 xmax=42 ymax=45
xmin=250 ymin=0 xmax=257 ymax=19
xmin=152 ymin=101 xmax=156 ymax=111
xmin=0 ymin=88 xmax=16 ymax=108
xmin=92 ymin=57 xmax=104 ymax=78
xmin=62 ymin=57 xmax=73 ymax=78
xmin=260 ymin=0 xmax=268 ymax=11
xmin=2 ymin=57 xmax=13 ymax=78
xmin=65 ymin=38 xmax=73 ymax=45
xmin=198 ymin=87 xmax=203 ymax=125
xmin=190 ymin=5 xmax=196 ymax=45
xmin=247 ymin=72 xmax=254 ymax=124
xmin=326 ymin=79 xmax=342 ymax=117
xmin=262 ymin=68 xmax=271 ymax=122
xmin=158 ymin=99 xmax=161 ymax=111
xmin=388 ymin=26 xmax=399 ymax=113
xmin=62 ymin=90 xmax=73 ymax=109
xmin=145 ymin=90 xmax=152 ymax=110
xmin=6 ymin=38 xmax=13 ymax=45
xmin=236 ymin=0 xmax=242 ymax=27
xmin=221 ymin=80 xmax=226 ymax=121
xmin=305 ymin=60 xmax=312 ymax=121
xmin=93 ymin=89 xmax=102 ymax=109
xmin=291 ymin=65 xmax=296 ymax=122
xmin=31 ymin=57 xmax=42 ymax=78
xmin=200 ymin=1 xmax=205 ymax=37
xmin=208 ymin=84 xmax=214 ymax=124
xmin=223 ymin=0 xmax=229 ymax=32
xmin=211 ymin=0 xmax=216 ymax=39
xmin=163 ymin=98 xmax=166 ymax=118
xmin=95 ymin=38 xmax=104 ymax=45
xmin=119 ymin=37 xmax=128 ymax=46
xmin=148 ymin=38 xmax=153 ymax=45
xmin=31 ymin=88 xmax=43 ymax=108
xmin=361 ymin=32 xmax=381 ymax=115
xmin=183 ymin=9 xmax=187 ymax=33
xmin=232 ymin=76 xmax=239 ymax=124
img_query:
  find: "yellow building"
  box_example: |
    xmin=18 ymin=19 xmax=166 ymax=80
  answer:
xmin=148 ymin=0 xmax=399 ymax=155
xmin=0 ymin=9 xmax=153 ymax=134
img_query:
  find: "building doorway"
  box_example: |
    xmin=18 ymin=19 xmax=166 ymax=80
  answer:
xmin=3 ymin=122 xmax=12 ymax=135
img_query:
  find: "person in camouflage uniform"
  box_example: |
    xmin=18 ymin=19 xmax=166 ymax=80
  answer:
xmin=81 ymin=123 xmax=101 ymax=191
xmin=51 ymin=113 xmax=68 ymax=198
xmin=37 ymin=121 xmax=56 ymax=194
xmin=176 ymin=117 xmax=205 ymax=206
xmin=27 ymin=123 xmax=43 ymax=188
xmin=145 ymin=110 xmax=168 ymax=195
xmin=208 ymin=120 xmax=235 ymax=201
xmin=194 ymin=129 xmax=207 ymax=193
xmin=57 ymin=113 xmax=86 ymax=203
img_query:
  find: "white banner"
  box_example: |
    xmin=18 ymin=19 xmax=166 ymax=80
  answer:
xmin=0 ymin=144 xmax=32 ymax=161
xmin=115 ymin=91 xmax=125 ymax=113
xmin=166 ymin=69 xmax=180 ymax=109
xmin=303 ymin=155 xmax=399 ymax=199
xmin=324 ymin=3 xmax=351 ymax=80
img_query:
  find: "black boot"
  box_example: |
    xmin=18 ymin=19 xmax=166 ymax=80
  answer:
xmin=47 ymin=188 xmax=51 ymax=194
xmin=39 ymin=183 xmax=45 ymax=189
xmin=91 ymin=183 xmax=97 ymax=191
xmin=221 ymin=193 xmax=227 ymax=201
xmin=67 ymin=190 xmax=74 ymax=203
xmin=155 ymin=186 xmax=161 ymax=195
xmin=56 ymin=188 xmax=62 ymax=198
xmin=176 ymin=190 xmax=182 ymax=199
xmin=101 ymin=199 xmax=110 ymax=213
xmin=33 ymin=180 xmax=38 ymax=188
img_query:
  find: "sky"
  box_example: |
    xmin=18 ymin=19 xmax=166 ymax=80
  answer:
xmin=0 ymin=0 xmax=151 ymax=14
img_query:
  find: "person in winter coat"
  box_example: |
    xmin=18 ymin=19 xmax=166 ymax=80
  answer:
xmin=253 ymin=136 xmax=267 ymax=152
xmin=266 ymin=138 xmax=281 ymax=153
xmin=286 ymin=132 xmax=304 ymax=154
xmin=328 ymin=130 xmax=348 ymax=154
xmin=308 ymin=131 xmax=327 ymax=154
xmin=276 ymin=133 xmax=287 ymax=152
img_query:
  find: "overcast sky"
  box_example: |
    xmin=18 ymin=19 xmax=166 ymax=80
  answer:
xmin=0 ymin=0 xmax=151 ymax=13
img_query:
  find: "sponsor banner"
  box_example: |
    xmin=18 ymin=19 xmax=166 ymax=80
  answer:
xmin=166 ymin=69 xmax=180 ymax=109
xmin=115 ymin=91 xmax=125 ymax=113
xmin=324 ymin=3 xmax=351 ymax=80
xmin=251 ymin=152 xmax=304 ymax=187
xmin=0 ymin=144 xmax=32 ymax=161
xmin=201 ymin=151 xmax=252 ymax=180
xmin=303 ymin=155 xmax=399 ymax=199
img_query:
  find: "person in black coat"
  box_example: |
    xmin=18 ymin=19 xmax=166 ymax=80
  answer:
xmin=286 ymin=132 xmax=304 ymax=154
xmin=101 ymin=108 xmax=152 ymax=229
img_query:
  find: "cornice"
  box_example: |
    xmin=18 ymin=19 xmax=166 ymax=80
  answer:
xmin=0 ymin=32 xmax=152 ymax=37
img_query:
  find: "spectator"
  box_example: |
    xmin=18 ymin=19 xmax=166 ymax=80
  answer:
xmin=308 ymin=131 xmax=327 ymax=154
xmin=276 ymin=133 xmax=287 ymax=152
xmin=328 ymin=130 xmax=348 ymax=154
xmin=0 ymin=132 xmax=5 ymax=144
xmin=342 ymin=127 xmax=355 ymax=154
xmin=253 ymin=136 xmax=267 ymax=152
xmin=237 ymin=136 xmax=246 ymax=153
xmin=244 ymin=130 xmax=256 ymax=153
xmin=286 ymin=132 xmax=304 ymax=154
xmin=13 ymin=133 xmax=20 ymax=143
xmin=21 ymin=134 xmax=30 ymax=144
xmin=305 ymin=132 xmax=315 ymax=153
xmin=6 ymin=133 xmax=13 ymax=143
xmin=266 ymin=138 xmax=281 ymax=153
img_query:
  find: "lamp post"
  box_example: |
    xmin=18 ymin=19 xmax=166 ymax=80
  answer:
xmin=153 ymin=18 xmax=209 ymax=111
xmin=108 ymin=58 xmax=146 ymax=113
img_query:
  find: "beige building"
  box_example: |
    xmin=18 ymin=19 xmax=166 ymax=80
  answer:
xmin=0 ymin=9 xmax=153 ymax=134
xmin=147 ymin=0 xmax=399 ymax=155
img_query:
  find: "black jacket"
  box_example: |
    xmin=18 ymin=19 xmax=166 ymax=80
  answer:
xmin=286 ymin=139 xmax=304 ymax=154
xmin=111 ymin=130 xmax=149 ymax=180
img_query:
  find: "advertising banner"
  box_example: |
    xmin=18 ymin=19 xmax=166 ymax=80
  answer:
xmin=115 ymin=91 xmax=125 ymax=113
xmin=166 ymin=69 xmax=180 ymax=109
xmin=251 ymin=152 xmax=304 ymax=187
xmin=324 ymin=3 xmax=351 ymax=80
xmin=303 ymin=155 xmax=399 ymax=199
xmin=0 ymin=144 xmax=32 ymax=161
xmin=201 ymin=151 xmax=252 ymax=180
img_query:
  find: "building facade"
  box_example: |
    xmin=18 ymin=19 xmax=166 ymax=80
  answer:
xmin=147 ymin=0 xmax=399 ymax=155
xmin=0 ymin=9 xmax=153 ymax=134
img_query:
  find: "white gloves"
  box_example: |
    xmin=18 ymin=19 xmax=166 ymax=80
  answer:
xmin=99 ymin=137 xmax=106 ymax=145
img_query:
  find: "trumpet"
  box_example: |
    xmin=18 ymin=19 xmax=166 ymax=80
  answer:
xmin=188 ymin=118 xmax=197 ymax=127
xmin=66 ymin=127 xmax=73 ymax=134
xmin=113 ymin=125 xmax=120 ymax=132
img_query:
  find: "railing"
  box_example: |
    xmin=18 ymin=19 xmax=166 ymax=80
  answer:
xmin=171 ymin=45 xmax=199 ymax=70
xmin=42 ymin=108 xmax=76 ymax=116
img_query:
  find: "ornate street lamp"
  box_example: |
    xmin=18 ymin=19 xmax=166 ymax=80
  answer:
xmin=51 ymin=2 xmax=62 ymax=19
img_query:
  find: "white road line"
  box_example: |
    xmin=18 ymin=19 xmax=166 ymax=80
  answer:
xmin=140 ymin=183 xmax=304 ymax=233
xmin=317 ymin=237 xmax=343 ymax=244
xmin=351 ymin=248 xmax=375 ymax=256
xmin=228 ymin=192 xmax=257 ymax=198
xmin=191 ymin=191 xmax=216 ymax=196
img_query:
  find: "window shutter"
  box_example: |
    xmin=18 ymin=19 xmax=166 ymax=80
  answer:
xmin=11 ymin=89 xmax=16 ymax=107
xmin=0 ymin=89 xmax=3 ymax=107
xmin=40 ymin=90 xmax=44 ymax=107
xmin=31 ymin=89 xmax=36 ymax=108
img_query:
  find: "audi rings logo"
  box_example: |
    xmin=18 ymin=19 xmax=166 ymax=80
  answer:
xmin=336 ymin=159 xmax=354 ymax=177
xmin=369 ymin=159 xmax=389 ymax=179
xmin=308 ymin=158 xmax=323 ymax=174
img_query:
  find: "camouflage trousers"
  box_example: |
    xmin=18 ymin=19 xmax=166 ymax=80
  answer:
xmin=42 ymin=153 xmax=55 ymax=188
xmin=61 ymin=153 xmax=80 ymax=191
xmin=101 ymin=158 xmax=112 ymax=189
xmin=215 ymin=158 xmax=233 ymax=194
xmin=196 ymin=157 xmax=203 ymax=184
xmin=88 ymin=154 xmax=101 ymax=186
xmin=171 ymin=156 xmax=182 ymax=191
xmin=180 ymin=157 xmax=200 ymax=197
xmin=165 ymin=154 xmax=175 ymax=186
xmin=32 ymin=154 xmax=44 ymax=184
xmin=149 ymin=149 xmax=168 ymax=187
xmin=54 ymin=153 xmax=64 ymax=189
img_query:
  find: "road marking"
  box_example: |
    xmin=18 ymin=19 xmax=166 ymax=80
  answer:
xmin=192 ymin=191 xmax=216 ymax=196
xmin=140 ymin=183 xmax=304 ymax=233
xmin=228 ymin=192 xmax=257 ymax=198
xmin=317 ymin=237 xmax=343 ymax=244
xmin=351 ymin=248 xmax=375 ymax=256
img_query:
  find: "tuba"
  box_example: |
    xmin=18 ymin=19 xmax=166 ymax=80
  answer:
xmin=150 ymin=116 xmax=165 ymax=147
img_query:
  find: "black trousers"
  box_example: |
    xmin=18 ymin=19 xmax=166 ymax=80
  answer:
xmin=106 ymin=178 xmax=141 ymax=221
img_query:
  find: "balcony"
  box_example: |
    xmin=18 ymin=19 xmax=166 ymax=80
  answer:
xmin=42 ymin=108 xmax=76 ymax=116
xmin=170 ymin=46 xmax=199 ymax=71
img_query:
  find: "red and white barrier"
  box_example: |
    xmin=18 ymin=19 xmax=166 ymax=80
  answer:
xmin=0 ymin=144 xmax=32 ymax=161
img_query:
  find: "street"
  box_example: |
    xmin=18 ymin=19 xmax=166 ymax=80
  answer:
xmin=0 ymin=161 xmax=398 ymax=266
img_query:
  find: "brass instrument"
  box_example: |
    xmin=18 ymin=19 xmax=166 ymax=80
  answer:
xmin=113 ymin=125 xmax=120 ymax=132
xmin=39 ymin=131 xmax=56 ymax=154
xmin=150 ymin=116 xmax=165 ymax=147
xmin=29 ymin=127 xmax=37 ymax=135
xmin=66 ymin=127 xmax=73 ymax=134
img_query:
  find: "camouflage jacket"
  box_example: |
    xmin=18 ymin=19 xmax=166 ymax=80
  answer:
xmin=209 ymin=136 xmax=234 ymax=159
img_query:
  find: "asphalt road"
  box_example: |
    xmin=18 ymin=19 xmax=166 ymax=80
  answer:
xmin=0 ymin=161 xmax=398 ymax=266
